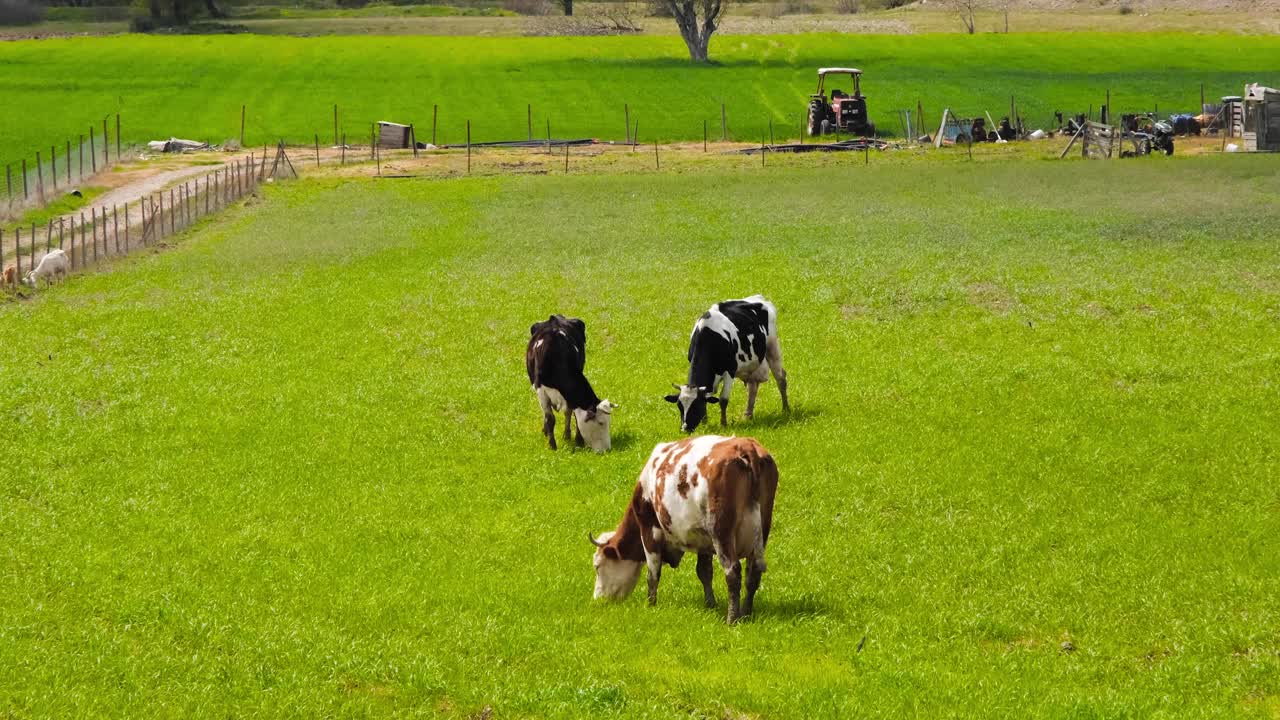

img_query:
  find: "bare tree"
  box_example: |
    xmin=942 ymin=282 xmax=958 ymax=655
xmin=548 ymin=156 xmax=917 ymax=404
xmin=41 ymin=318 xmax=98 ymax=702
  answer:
xmin=948 ymin=0 xmax=976 ymax=34
xmin=663 ymin=0 xmax=725 ymax=63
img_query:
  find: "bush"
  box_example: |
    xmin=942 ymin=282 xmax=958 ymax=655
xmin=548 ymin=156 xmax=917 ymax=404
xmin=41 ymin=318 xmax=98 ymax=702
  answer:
xmin=503 ymin=0 xmax=550 ymax=14
xmin=0 ymin=0 xmax=46 ymax=26
xmin=645 ymin=0 xmax=670 ymax=16
xmin=834 ymin=0 xmax=860 ymax=13
xmin=336 ymin=0 xmax=369 ymax=8
xmin=1118 ymin=2 xmax=1134 ymax=14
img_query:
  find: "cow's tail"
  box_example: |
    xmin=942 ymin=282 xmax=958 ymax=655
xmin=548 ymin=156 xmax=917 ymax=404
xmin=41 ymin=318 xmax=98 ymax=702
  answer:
xmin=736 ymin=442 xmax=778 ymax=548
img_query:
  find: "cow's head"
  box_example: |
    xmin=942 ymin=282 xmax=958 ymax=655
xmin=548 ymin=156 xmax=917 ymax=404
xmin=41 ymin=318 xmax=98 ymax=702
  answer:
xmin=664 ymin=384 xmax=719 ymax=433
xmin=574 ymin=400 xmax=616 ymax=453
xmin=589 ymin=531 xmax=642 ymax=600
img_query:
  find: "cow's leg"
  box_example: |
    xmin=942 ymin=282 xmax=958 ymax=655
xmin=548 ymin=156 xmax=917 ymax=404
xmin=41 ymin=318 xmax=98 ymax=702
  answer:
xmin=573 ymin=413 xmax=585 ymax=448
xmin=543 ymin=410 xmax=557 ymax=451
xmin=742 ymin=525 xmax=768 ymax=617
xmin=696 ymin=552 xmax=717 ymax=608
xmin=766 ymin=337 xmax=790 ymax=413
xmin=645 ymin=552 xmax=663 ymax=607
xmin=744 ymin=381 xmax=760 ymax=419
xmin=563 ymin=409 xmax=573 ymax=441
xmin=713 ymin=538 xmax=742 ymax=623
xmin=718 ymin=373 xmax=734 ymax=427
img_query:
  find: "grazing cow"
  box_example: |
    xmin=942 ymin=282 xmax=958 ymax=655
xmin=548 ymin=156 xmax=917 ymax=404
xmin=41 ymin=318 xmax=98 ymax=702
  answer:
xmin=2 ymin=265 xmax=14 ymax=286
xmin=665 ymin=294 xmax=789 ymax=433
xmin=589 ymin=435 xmax=778 ymax=623
xmin=526 ymin=314 xmax=617 ymax=452
xmin=22 ymin=249 xmax=69 ymax=289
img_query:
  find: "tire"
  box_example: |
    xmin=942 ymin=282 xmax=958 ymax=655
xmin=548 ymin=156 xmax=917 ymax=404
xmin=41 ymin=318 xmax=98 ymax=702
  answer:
xmin=820 ymin=119 xmax=831 ymax=136
xmin=808 ymin=102 xmax=825 ymax=136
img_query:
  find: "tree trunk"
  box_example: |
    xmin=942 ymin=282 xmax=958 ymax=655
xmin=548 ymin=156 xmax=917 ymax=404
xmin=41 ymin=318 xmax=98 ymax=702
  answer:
xmin=666 ymin=0 xmax=720 ymax=63
xmin=205 ymin=0 xmax=227 ymax=18
xmin=562 ymin=0 xmax=573 ymax=15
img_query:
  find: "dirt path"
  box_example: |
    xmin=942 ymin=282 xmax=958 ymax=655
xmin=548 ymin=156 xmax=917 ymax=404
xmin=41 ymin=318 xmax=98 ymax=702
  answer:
xmin=93 ymin=163 xmax=224 ymax=212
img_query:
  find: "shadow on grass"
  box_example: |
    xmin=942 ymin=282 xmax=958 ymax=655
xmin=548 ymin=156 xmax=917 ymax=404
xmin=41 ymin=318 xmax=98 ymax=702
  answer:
xmin=739 ymin=404 xmax=822 ymax=429
xmin=749 ymin=594 xmax=835 ymax=622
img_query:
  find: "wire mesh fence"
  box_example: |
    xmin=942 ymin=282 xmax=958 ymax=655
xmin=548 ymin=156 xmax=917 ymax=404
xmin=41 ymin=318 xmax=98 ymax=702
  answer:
xmin=2 ymin=153 xmax=264 ymax=291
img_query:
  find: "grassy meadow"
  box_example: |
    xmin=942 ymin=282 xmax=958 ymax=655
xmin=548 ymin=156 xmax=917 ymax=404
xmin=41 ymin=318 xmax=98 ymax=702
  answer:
xmin=2 ymin=156 xmax=1279 ymax=717
xmin=2 ymin=32 xmax=1279 ymax=165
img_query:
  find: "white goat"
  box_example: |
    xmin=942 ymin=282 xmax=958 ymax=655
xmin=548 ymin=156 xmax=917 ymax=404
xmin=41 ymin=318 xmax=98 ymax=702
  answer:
xmin=23 ymin=249 xmax=69 ymax=289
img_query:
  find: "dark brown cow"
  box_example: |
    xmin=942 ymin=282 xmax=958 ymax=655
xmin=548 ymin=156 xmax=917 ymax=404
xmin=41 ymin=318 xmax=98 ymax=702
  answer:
xmin=526 ymin=314 xmax=615 ymax=452
xmin=589 ymin=435 xmax=779 ymax=623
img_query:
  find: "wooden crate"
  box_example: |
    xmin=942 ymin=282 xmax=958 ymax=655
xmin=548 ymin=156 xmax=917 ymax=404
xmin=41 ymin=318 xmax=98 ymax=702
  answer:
xmin=377 ymin=122 xmax=412 ymax=149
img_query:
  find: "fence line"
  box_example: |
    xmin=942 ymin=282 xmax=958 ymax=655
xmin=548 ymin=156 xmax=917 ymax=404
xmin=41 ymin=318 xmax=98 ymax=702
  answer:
xmin=2 ymin=154 xmax=260 ymax=291
xmin=3 ymin=114 xmax=127 ymax=216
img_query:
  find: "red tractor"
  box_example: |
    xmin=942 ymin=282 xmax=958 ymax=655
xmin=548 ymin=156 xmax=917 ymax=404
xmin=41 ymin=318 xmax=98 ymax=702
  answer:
xmin=807 ymin=67 xmax=875 ymax=137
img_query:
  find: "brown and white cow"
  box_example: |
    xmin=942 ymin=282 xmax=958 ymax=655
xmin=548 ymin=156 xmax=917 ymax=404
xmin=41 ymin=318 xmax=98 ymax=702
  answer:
xmin=589 ymin=435 xmax=778 ymax=623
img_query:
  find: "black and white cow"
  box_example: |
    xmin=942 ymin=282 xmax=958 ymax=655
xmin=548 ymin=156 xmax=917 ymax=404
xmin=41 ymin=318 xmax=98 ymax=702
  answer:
xmin=664 ymin=294 xmax=789 ymax=433
xmin=526 ymin=314 xmax=616 ymax=452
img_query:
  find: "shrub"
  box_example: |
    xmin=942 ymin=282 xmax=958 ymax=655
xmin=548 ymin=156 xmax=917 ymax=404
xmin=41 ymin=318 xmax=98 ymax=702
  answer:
xmin=1118 ymin=2 xmax=1134 ymax=14
xmin=0 ymin=0 xmax=46 ymax=26
xmin=645 ymin=0 xmax=670 ymax=16
xmin=503 ymin=0 xmax=551 ymax=15
xmin=834 ymin=0 xmax=860 ymax=13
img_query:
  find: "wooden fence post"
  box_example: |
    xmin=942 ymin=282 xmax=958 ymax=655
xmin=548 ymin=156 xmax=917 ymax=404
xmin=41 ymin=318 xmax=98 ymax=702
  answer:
xmin=51 ymin=146 xmax=57 ymax=190
xmin=58 ymin=217 xmax=64 ymax=252
xmin=240 ymin=105 xmax=246 ymax=146
xmin=113 ymin=205 xmax=120 ymax=253
xmin=90 ymin=127 xmax=97 ymax=174
xmin=21 ymin=159 xmax=28 ymax=199
xmin=116 ymin=113 xmax=122 ymax=160
xmin=14 ymin=227 xmax=20 ymax=279
xmin=564 ymin=141 xmax=569 ymax=173
xmin=35 ymin=151 xmax=44 ymax=201
xmin=432 ymin=104 xmax=438 ymax=146
xmin=78 ymin=134 xmax=84 ymax=179
xmin=91 ymin=208 xmax=98 ymax=263
xmin=123 ymin=206 xmax=128 ymax=251
xmin=169 ymin=188 xmax=175 ymax=235
xmin=721 ymin=103 xmax=728 ymax=141
xmin=653 ymin=139 xmax=659 ymax=169
xmin=341 ymin=134 xmax=346 ymax=165
xmin=315 ymin=134 xmax=320 ymax=167
xmin=103 ymin=117 xmax=109 ymax=166
xmin=466 ymin=120 xmax=471 ymax=174
xmin=411 ymin=124 xmax=418 ymax=158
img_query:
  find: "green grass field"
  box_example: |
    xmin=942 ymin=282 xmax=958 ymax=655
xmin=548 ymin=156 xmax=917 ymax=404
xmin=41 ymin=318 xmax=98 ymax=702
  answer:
xmin=1 ymin=32 xmax=1278 ymax=166
xmin=2 ymin=156 xmax=1279 ymax=717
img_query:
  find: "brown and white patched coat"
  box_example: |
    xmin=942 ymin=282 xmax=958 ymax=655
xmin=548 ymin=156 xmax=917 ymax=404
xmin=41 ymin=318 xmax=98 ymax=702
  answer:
xmin=590 ymin=435 xmax=779 ymax=623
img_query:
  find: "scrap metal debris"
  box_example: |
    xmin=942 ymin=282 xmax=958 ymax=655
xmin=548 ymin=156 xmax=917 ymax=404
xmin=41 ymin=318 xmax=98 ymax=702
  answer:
xmin=737 ymin=138 xmax=892 ymax=154
xmin=146 ymin=137 xmax=210 ymax=153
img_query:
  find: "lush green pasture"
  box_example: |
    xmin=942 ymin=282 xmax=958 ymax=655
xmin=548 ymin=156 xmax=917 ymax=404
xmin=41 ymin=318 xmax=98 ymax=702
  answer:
xmin=3 ymin=156 xmax=1280 ymax=717
xmin=1 ymin=32 xmax=1278 ymax=164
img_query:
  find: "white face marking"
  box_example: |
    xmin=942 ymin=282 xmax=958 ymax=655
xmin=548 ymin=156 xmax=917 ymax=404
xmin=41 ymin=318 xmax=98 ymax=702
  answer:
xmin=575 ymin=400 xmax=614 ymax=453
xmin=592 ymin=531 xmax=642 ymax=599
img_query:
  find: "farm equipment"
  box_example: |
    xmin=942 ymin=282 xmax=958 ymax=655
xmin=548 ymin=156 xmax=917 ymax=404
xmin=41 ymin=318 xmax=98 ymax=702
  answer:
xmin=807 ymin=68 xmax=875 ymax=137
xmin=1120 ymin=114 xmax=1175 ymax=156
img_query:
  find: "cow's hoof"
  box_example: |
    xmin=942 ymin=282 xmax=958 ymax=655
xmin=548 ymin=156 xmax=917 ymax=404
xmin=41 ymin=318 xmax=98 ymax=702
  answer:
xmin=705 ymin=598 xmax=717 ymax=609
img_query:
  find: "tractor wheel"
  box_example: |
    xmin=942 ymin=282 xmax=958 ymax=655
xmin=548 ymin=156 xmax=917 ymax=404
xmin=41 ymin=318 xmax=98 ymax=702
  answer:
xmin=807 ymin=102 xmax=823 ymax=136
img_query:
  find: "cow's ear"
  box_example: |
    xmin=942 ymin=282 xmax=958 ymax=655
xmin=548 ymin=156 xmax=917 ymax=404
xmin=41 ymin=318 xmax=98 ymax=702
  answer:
xmin=663 ymin=394 xmax=679 ymax=403
xmin=705 ymin=396 xmax=720 ymax=404
xmin=602 ymin=546 xmax=620 ymax=560
xmin=530 ymin=323 xmax=539 ymax=335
